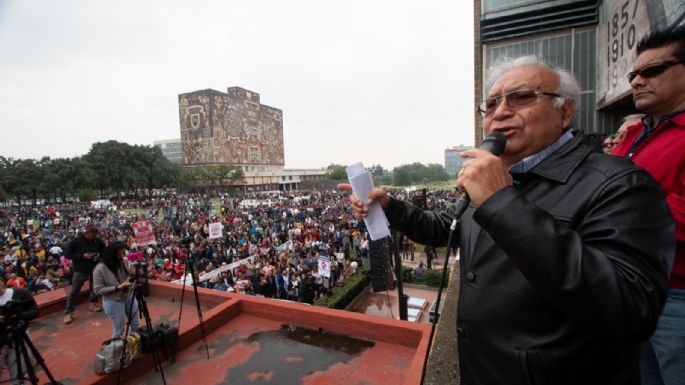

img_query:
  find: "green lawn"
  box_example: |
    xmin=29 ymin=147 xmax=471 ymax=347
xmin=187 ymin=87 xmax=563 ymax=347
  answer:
xmin=414 ymin=243 xmax=448 ymax=255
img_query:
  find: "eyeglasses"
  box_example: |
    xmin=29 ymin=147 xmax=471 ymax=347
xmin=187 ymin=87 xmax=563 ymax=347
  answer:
xmin=478 ymin=89 xmax=561 ymax=117
xmin=627 ymin=60 xmax=683 ymax=82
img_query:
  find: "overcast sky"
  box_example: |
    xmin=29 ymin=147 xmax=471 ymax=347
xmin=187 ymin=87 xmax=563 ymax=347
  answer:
xmin=0 ymin=0 xmax=474 ymax=170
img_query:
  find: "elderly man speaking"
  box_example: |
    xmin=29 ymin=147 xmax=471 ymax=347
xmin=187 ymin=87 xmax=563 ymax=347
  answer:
xmin=339 ymin=56 xmax=675 ymax=385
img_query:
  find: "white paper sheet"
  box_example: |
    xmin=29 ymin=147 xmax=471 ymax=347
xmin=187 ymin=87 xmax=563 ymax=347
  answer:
xmin=346 ymin=162 xmax=391 ymax=241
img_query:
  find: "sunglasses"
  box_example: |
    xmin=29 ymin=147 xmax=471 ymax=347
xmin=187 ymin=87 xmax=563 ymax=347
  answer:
xmin=478 ymin=89 xmax=561 ymax=117
xmin=627 ymin=60 xmax=683 ymax=82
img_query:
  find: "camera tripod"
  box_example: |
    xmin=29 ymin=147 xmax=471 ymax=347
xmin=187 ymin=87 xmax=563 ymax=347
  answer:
xmin=176 ymin=250 xmax=210 ymax=359
xmin=116 ymin=266 xmax=166 ymax=385
xmin=3 ymin=320 xmax=62 ymax=385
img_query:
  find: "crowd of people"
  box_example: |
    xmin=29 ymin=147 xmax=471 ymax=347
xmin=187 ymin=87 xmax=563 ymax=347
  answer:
xmin=0 ymin=189 xmax=458 ymax=305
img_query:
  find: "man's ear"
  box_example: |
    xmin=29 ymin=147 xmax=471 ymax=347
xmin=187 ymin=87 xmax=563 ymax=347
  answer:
xmin=561 ymin=99 xmax=576 ymax=128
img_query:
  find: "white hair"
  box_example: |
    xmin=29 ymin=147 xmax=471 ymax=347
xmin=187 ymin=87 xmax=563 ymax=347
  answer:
xmin=484 ymin=56 xmax=581 ymax=111
xmin=622 ymin=113 xmax=644 ymax=123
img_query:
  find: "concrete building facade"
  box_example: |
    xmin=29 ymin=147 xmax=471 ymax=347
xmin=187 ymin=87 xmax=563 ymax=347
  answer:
xmin=153 ymin=138 xmax=182 ymax=163
xmin=178 ymin=86 xmax=284 ymax=167
xmin=176 ymin=86 xmax=326 ymax=192
xmin=240 ymin=167 xmax=327 ymax=193
xmin=444 ymin=145 xmax=473 ymax=177
xmin=474 ymin=0 xmax=685 ymax=144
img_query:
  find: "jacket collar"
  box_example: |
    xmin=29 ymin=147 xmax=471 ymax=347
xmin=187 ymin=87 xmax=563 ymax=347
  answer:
xmin=672 ymin=110 xmax=685 ymax=126
xmin=524 ymin=132 xmax=592 ymax=184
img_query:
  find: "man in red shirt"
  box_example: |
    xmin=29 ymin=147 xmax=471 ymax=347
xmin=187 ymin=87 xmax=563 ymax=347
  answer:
xmin=6 ymin=273 xmax=25 ymax=289
xmin=613 ymin=25 xmax=685 ymax=385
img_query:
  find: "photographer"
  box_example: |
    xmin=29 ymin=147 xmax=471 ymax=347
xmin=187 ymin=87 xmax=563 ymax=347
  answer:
xmin=92 ymin=241 xmax=139 ymax=339
xmin=0 ymin=276 xmax=39 ymax=384
xmin=63 ymin=224 xmax=105 ymax=324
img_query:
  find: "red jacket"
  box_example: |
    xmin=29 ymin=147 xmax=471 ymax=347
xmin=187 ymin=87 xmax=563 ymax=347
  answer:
xmin=613 ymin=112 xmax=685 ymax=289
xmin=8 ymin=277 xmax=25 ymax=288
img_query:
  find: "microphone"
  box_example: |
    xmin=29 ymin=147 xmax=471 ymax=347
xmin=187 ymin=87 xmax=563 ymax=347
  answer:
xmin=452 ymin=131 xmax=507 ymax=218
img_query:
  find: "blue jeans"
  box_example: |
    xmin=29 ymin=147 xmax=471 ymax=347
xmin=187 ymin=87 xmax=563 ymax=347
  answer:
xmin=640 ymin=288 xmax=685 ymax=385
xmin=103 ymin=295 xmax=140 ymax=339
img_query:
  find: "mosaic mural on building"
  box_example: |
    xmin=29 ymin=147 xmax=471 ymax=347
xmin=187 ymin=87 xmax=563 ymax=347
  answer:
xmin=178 ymin=87 xmax=284 ymax=166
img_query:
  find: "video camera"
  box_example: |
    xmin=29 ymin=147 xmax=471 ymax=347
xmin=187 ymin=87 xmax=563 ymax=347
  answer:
xmin=0 ymin=300 xmax=28 ymax=346
xmin=130 ymin=260 xmax=149 ymax=269
xmin=129 ymin=261 xmax=150 ymax=281
xmin=0 ymin=300 xmax=22 ymax=325
xmin=87 ymin=252 xmax=100 ymax=263
xmin=129 ymin=261 xmax=151 ymax=296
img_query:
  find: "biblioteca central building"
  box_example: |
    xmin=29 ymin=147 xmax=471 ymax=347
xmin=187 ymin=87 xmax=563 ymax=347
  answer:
xmin=157 ymin=86 xmax=326 ymax=192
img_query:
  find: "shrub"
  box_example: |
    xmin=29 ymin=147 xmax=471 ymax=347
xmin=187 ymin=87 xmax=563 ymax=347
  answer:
xmin=422 ymin=268 xmax=449 ymax=288
xmin=314 ymin=265 xmax=370 ymax=309
xmin=402 ymin=266 xmax=415 ymax=283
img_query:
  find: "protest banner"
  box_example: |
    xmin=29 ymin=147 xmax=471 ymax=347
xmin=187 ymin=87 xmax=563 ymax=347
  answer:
xmin=131 ymin=220 xmax=156 ymax=246
xmin=318 ymin=255 xmax=331 ymax=278
xmin=209 ymin=222 xmax=223 ymax=239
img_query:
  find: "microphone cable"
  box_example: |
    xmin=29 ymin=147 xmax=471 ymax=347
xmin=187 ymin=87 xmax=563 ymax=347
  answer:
xmin=420 ymin=218 xmax=458 ymax=385
xmin=420 ymin=132 xmax=506 ymax=383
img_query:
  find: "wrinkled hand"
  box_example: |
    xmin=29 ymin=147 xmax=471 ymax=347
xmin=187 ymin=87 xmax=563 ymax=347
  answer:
xmin=337 ymin=183 xmax=389 ymax=220
xmin=456 ymin=149 xmax=512 ymax=207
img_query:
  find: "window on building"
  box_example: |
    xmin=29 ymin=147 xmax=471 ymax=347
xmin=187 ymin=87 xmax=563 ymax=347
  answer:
xmin=483 ymin=0 xmax=547 ymax=13
xmin=248 ymin=146 xmax=261 ymax=163
xmin=485 ymin=28 xmax=596 ymax=133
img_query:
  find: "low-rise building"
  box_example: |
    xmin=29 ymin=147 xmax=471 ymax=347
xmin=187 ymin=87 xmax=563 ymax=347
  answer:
xmin=153 ymin=138 xmax=182 ymax=163
xmin=445 ymin=145 xmax=473 ymax=177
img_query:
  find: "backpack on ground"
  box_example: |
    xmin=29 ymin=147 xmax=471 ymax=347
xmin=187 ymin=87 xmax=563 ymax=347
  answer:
xmin=94 ymin=332 xmax=141 ymax=375
xmin=139 ymin=322 xmax=179 ymax=363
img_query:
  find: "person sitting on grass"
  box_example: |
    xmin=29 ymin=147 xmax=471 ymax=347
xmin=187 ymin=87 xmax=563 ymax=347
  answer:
xmin=414 ymin=262 xmax=425 ymax=281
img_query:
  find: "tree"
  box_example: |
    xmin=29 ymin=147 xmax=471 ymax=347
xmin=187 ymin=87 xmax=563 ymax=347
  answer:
xmin=49 ymin=157 xmax=96 ymax=200
xmin=78 ymin=188 xmax=98 ymax=203
xmin=393 ymin=166 xmax=411 ymax=186
xmin=369 ymin=164 xmax=388 ymax=186
xmin=84 ymin=140 xmax=129 ymax=196
xmin=326 ymin=164 xmax=347 ymax=180
xmin=425 ymin=163 xmax=450 ymax=182
xmin=392 ymin=162 xmax=450 ymax=186
xmin=142 ymin=146 xmax=180 ymax=192
xmin=1 ymin=139 xmax=245 ymax=202
xmin=3 ymin=158 xmax=42 ymax=201
xmin=84 ymin=140 xmax=179 ymax=198
xmin=179 ymin=164 xmax=243 ymax=193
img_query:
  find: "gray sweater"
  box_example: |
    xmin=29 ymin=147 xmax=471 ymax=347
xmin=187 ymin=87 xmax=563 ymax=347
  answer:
xmin=93 ymin=262 xmax=130 ymax=301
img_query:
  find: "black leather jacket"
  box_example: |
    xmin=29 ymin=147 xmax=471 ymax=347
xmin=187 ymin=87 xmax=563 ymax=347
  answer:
xmin=385 ymin=134 xmax=675 ymax=385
